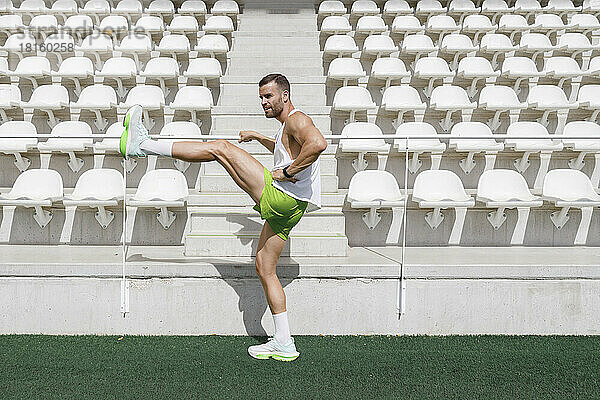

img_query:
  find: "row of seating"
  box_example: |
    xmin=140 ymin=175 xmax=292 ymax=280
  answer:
xmin=319 ymin=0 xmax=600 ymax=20
xmin=347 ymin=167 xmax=600 ymax=245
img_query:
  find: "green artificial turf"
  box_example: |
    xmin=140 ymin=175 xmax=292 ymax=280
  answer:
xmin=0 ymin=335 xmax=598 ymax=399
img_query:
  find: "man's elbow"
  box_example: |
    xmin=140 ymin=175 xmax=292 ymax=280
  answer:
xmin=315 ymin=137 xmax=328 ymax=154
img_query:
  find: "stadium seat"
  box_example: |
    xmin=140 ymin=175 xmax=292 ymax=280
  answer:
xmin=0 ymin=84 xmax=21 ymax=123
xmin=182 ymin=57 xmax=222 ymax=87
xmin=49 ymin=0 xmax=79 ymax=23
xmin=153 ymin=34 xmax=190 ymax=63
xmin=346 ymin=170 xmax=405 ymax=243
xmin=390 ymin=15 xmax=424 ymax=39
xmin=193 ymin=34 xmax=229 ymax=58
xmin=164 ymin=85 xmax=213 ymax=125
xmin=478 ymin=85 xmax=527 ymax=131
xmin=146 ymin=121 xmax=203 ymax=176
xmin=382 ymin=0 xmax=413 ymax=17
xmin=513 ymin=0 xmax=543 ymax=21
xmin=62 ymin=15 xmax=94 ymax=43
xmin=544 ymin=0 xmax=580 ymax=18
xmin=561 ymin=121 xmax=600 ymax=188
xmin=75 ymin=33 xmax=114 ymax=69
xmin=0 ymin=58 xmax=6 ymax=83
xmin=500 ymin=56 xmax=545 ymax=94
xmin=476 ymin=169 xmax=542 ymax=244
xmin=321 ymin=16 xmax=352 ymax=35
xmin=146 ymin=0 xmax=175 ymax=19
xmin=400 ymin=34 xmax=438 ymax=66
xmin=119 ymin=84 xmax=165 ymax=130
xmin=425 ymin=15 xmax=461 ymax=43
xmin=37 ymin=121 xmax=93 ymax=172
xmin=82 ymin=0 xmax=111 ymax=25
xmin=461 ymin=15 xmax=496 ymax=45
xmin=0 ymin=120 xmax=37 ymax=172
xmin=327 ymin=57 xmax=366 ymax=86
xmin=113 ymin=35 xmax=153 ymax=72
xmin=8 ymin=56 xmax=51 ymax=89
xmin=577 ymin=84 xmax=600 ymax=124
xmin=526 ymin=85 xmax=576 ymax=133
xmin=98 ymin=15 xmax=128 ymax=42
xmin=113 ymin=0 xmax=142 ymax=23
xmin=167 ymin=15 xmax=199 ymax=36
xmin=332 ymin=86 xmax=376 ymax=123
xmin=355 ymin=16 xmax=387 ymax=36
xmin=13 ymin=0 xmax=48 ymax=19
xmin=584 ymin=56 xmax=600 ymax=79
xmin=0 ymin=169 xmax=63 ymax=242
xmin=27 ymin=15 xmax=59 ymax=40
xmin=570 ymin=14 xmax=600 ymax=36
xmin=203 ymin=15 xmax=234 ymax=35
xmin=124 ymin=169 xmax=189 ymax=243
xmin=393 ymin=121 xmax=446 ymax=173
xmin=429 ymin=85 xmax=477 ymax=132
xmin=60 ymin=168 xmax=124 ymax=243
xmin=179 ymin=0 xmax=207 ymax=21
xmin=94 ymin=56 xmax=137 ymax=99
xmin=497 ymin=14 xmax=530 ymax=43
xmin=555 ymin=33 xmax=599 ymax=69
xmin=542 ymin=169 xmax=600 ymax=245
xmin=582 ymin=0 xmax=600 ymax=14
xmin=479 ymin=33 xmax=517 ymax=68
xmin=0 ymin=33 xmax=37 ymax=61
xmin=370 ymin=57 xmax=411 ymax=88
xmin=481 ymin=0 xmax=513 ymax=25
xmin=413 ymin=57 xmax=455 ymax=98
xmin=93 ymin=121 xmax=137 ymax=173
xmin=339 ymin=122 xmax=390 ymax=172
xmin=323 ymin=35 xmax=359 ymax=58
xmin=455 ymin=56 xmax=499 ymax=98
xmin=0 ymin=14 xmax=24 ymax=36
xmin=505 ymin=121 xmax=563 ymax=190
xmin=415 ymin=0 xmax=447 ymax=18
xmin=318 ymin=1 xmax=346 ymax=17
xmin=211 ymin=0 xmax=239 ymax=17
xmin=448 ymin=0 xmax=480 ymax=23
xmin=381 ymin=85 xmax=427 ymax=127
xmin=449 ymin=121 xmax=503 ymax=174
xmin=439 ymin=33 xmax=478 ymax=70
xmin=531 ymin=14 xmax=572 ymax=38
xmin=412 ymin=169 xmax=475 ymax=245
xmin=21 ymin=84 xmax=70 ymax=128
xmin=351 ymin=1 xmax=380 ymax=18
xmin=132 ymin=15 xmax=164 ymax=40
xmin=40 ymin=33 xmax=76 ymax=67
xmin=69 ymin=84 xmax=118 ymax=132
xmin=542 ymin=56 xmax=586 ymax=101
xmin=139 ymin=57 xmax=179 ymax=97
xmin=362 ymin=34 xmax=398 ymax=58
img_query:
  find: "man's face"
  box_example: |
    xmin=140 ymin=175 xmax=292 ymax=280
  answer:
xmin=259 ymin=81 xmax=287 ymax=119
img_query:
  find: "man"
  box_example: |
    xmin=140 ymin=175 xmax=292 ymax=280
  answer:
xmin=120 ymin=74 xmax=327 ymax=361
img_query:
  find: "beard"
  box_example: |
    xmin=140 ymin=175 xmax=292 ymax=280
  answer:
xmin=264 ymin=102 xmax=284 ymax=118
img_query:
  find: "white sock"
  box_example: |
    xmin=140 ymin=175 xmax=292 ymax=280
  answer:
xmin=140 ymin=139 xmax=173 ymax=157
xmin=273 ymin=311 xmax=291 ymax=344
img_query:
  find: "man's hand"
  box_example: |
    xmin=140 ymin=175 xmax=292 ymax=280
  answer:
xmin=239 ymin=130 xmax=258 ymax=143
xmin=271 ymin=168 xmax=298 ymax=183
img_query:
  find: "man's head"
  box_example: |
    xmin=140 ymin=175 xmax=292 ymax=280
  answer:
xmin=259 ymin=74 xmax=290 ymax=119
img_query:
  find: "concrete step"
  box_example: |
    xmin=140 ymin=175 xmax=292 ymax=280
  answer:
xmin=226 ymin=64 xmax=324 ymax=77
xmin=210 ymin=113 xmax=332 ymax=134
xmin=187 ymin=192 xmax=346 ymax=207
xmin=231 ymin=37 xmax=320 ymax=52
xmin=197 ymin=174 xmax=339 ymax=193
xmin=232 ymin=30 xmax=320 ymax=38
xmin=220 ymin=76 xmax=326 ymax=84
xmin=202 ymin=154 xmax=338 ymax=175
xmin=188 ymin=206 xmax=346 ymax=234
xmin=184 ymin=233 xmax=348 ymax=257
xmin=217 ymin=83 xmax=326 ymax=107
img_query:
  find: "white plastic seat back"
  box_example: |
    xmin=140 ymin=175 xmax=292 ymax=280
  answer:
xmin=544 ymin=56 xmax=583 ymax=76
xmin=394 ymin=122 xmax=445 ymax=151
xmin=169 ymin=15 xmax=199 ymax=32
xmin=363 ymin=35 xmax=397 ymax=53
xmin=558 ymin=33 xmax=594 ymax=49
xmin=415 ymin=57 xmax=453 ymax=75
xmin=180 ymin=0 xmax=207 ymax=14
xmin=427 ymin=15 xmax=460 ymax=31
xmin=457 ymin=56 xmax=497 ymax=76
xmin=352 ymin=0 xmax=380 ymax=15
xmin=157 ymin=34 xmax=190 ymax=52
xmin=27 ymin=85 xmax=69 ymax=106
xmin=347 ymin=170 xmax=403 ymax=203
xmin=371 ymin=57 xmax=410 ymax=82
xmin=477 ymin=169 xmax=538 ymax=202
xmin=147 ymin=0 xmax=174 ymax=14
xmin=115 ymin=0 xmax=142 ymax=13
xmin=203 ymin=15 xmax=234 ymax=33
xmin=527 ymin=85 xmax=570 ymax=106
xmin=416 ymin=0 xmax=445 ymax=13
xmin=2 ymin=34 xmax=37 ymax=51
xmin=413 ymin=170 xmax=471 ymax=202
xmin=402 ymin=34 xmax=436 ymax=50
xmin=84 ymin=0 xmax=111 ymax=12
xmin=543 ymin=169 xmax=600 ymax=201
xmin=133 ymin=169 xmax=188 ymax=202
xmin=29 ymin=15 xmax=59 ymax=31
xmin=321 ymin=16 xmax=352 ymax=33
xmin=480 ymin=33 xmax=513 ymax=49
xmin=534 ymin=14 xmax=566 ymax=29
xmin=382 ymin=86 xmax=425 ymax=109
xmin=441 ymin=34 xmax=477 ymax=51
xmin=324 ymin=35 xmax=359 ymax=55
xmin=0 ymin=121 xmax=37 ymax=151
xmin=384 ymin=0 xmax=412 ymax=15
xmin=356 ymin=16 xmax=387 ymax=33
xmin=328 ymin=58 xmax=366 ymax=81
xmin=502 ymin=56 xmax=541 ymax=76
xmin=124 ymin=85 xmax=165 ymax=107
xmin=133 ymin=16 xmax=164 ymax=32
xmin=11 ymin=56 xmax=51 ymax=76
xmin=578 ymin=85 xmax=600 ymax=105
xmin=391 ymin=15 xmax=424 ymax=33
xmin=0 ymin=84 xmax=21 ymax=106
xmin=2 ymin=169 xmax=63 ymax=201
xmin=571 ymin=14 xmax=600 ymax=30
xmin=142 ymin=57 xmax=179 ymax=77
xmin=333 ymin=86 xmax=375 ymax=109
xmin=506 ymin=121 xmax=556 ymax=148
xmin=117 ymin=35 xmax=152 ymax=52
xmin=211 ymin=0 xmax=239 ymax=15
xmin=97 ymin=57 xmax=137 ymax=76
xmin=55 ymin=57 xmax=94 ymax=77
xmin=562 ymin=121 xmax=600 ymax=149
xmin=479 ymin=85 xmax=522 ymax=107
xmin=63 ymin=15 xmax=93 ymax=31
xmin=46 ymin=121 xmax=93 ymax=146
xmin=340 ymin=122 xmax=388 ymax=151
xmin=78 ymin=34 xmax=113 ymax=51
xmin=74 ymin=84 xmax=118 ymax=106
xmin=99 ymin=15 xmax=128 ymax=31
xmin=520 ymin=33 xmax=554 ymax=49
xmin=171 ymin=86 xmax=213 ymax=109
xmin=463 ymin=15 xmax=495 ymax=30
xmin=70 ymin=169 xmax=123 ymax=201
xmin=319 ymin=0 xmax=346 ymax=15
xmin=430 ymin=85 xmax=474 ymax=107
xmin=161 ymin=121 xmax=202 ymax=138
xmin=195 ymin=34 xmax=229 ymax=54
xmin=185 ymin=57 xmax=222 ymax=78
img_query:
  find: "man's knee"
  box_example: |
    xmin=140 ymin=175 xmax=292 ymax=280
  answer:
xmin=255 ymin=253 xmax=276 ymax=280
xmin=211 ymin=139 xmax=233 ymax=159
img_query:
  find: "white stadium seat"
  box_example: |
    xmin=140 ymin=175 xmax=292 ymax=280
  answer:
xmin=439 ymin=33 xmax=478 ymax=70
xmin=27 ymin=15 xmax=59 ymax=39
xmin=153 ymin=34 xmax=190 ymax=62
xmin=355 ymin=16 xmax=387 ymax=36
xmin=167 ymin=15 xmax=199 ymax=35
xmin=113 ymin=0 xmax=142 ymax=23
xmin=332 ymin=86 xmax=376 ymax=123
xmin=461 ymin=15 xmax=496 ymax=45
xmin=318 ymin=1 xmax=346 ymax=17
xmin=478 ymin=85 xmax=527 ymax=131
xmin=479 ymin=33 xmax=517 ymax=68
xmin=381 ymin=85 xmax=427 ymax=127
xmin=146 ymin=0 xmax=175 ymax=19
xmin=37 ymin=121 xmax=94 ymax=172
xmin=0 ymin=84 xmax=21 ymax=123
xmin=505 ymin=121 xmax=563 ymax=190
xmin=555 ymin=33 xmax=599 ymax=68
xmin=383 ymin=0 xmax=413 ymax=17
xmin=323 ymin=35 xmax=359 ymax=58
xmin=531 ymin=14 xmax=572 ymax=37
xmin=0 ymin=58 xmax=7 ymax=83
xmin=562 ymin=121 xmax=600 ymax=188
xmin=449 ymin=121 xmax=503 ymax=174
xmin=500 ymin=56 xmax=545 ymax=94
xmin=0 ymin=169 xmax=63 ymax=242
xmin=391 ymin=15 xmax=424 ymax=39
xmin=69 ymin=84 xmax=118 ymax=132
xmin=351 ymin=1 xmax=380 ymax=18
xmin=362 ymin=34 xmax=398 ymax=58
xmin=14 ymin=0 xmax=48 ymax=19
xmin=179 ymin=0 xmax=208 ymax=19
xmin=0 ymin=33 xmax=37 ymax=61
xmin=41 ymin=33 xmax=76 ymax=67
xmin=497 ymin=14 xmax=530 ymax=43
xmin=543 ymin=169 xmax=600 ymax=245
xmin=98 ymin=15 xmax=129 ymax=41
xmin=50 ymin=0 xmax=78 ymax=23
xmin=119 ymin=85 xmax=165 ymax=130
xmin=425 ymin=15 xmax=461 ymax=43
xmin=194 ymin=34 xmax=229 ymax=58
xmin=370 ymin=57 xmax=411 ymax=88
xmin=62 ymin=15 xmax=94 ymax=43
xmin=113 ymin=35 xmax=153 ymax=71
xmin=577 ymin=84 xmax=600 ymax=124
xmin=75 ymin=33 xmax=114 ymax=69
xmin=448 ymin=0 xmax=480 ymax=23
xmin=8 ymin=56 xmax=51 ymax=89
xmin=146 ymin=121 xmax=203 ymax=175
xmin=570 ymin=14 xmax=600 ymax=36
xmin=132 ymin=15 xmax=164 ymax=39
xmin=415 ymin=0 xmax=447 ymax=18
xmin=164 ymin=85 xmax=213 ymax=125
xmin=514 ymin=0 xmax=543 ymax=19
xmin=211 ymin=0 xmax=239 ymax=17
xmin=339 ymin=122 xmax=390 ymax=172
xmin=327 ymin=57 xmax=366 ymax=86
xmin=526 ymin=85 xmax=576 ymax=133
xmin=542 ymin=56 xmax=587 ymax=101
xmin=429 ymin=85 xmax=477 ymax=132
xmin=60 ymin=168 xmax=124 ymax=243
xmin=476 ymin=169 xmax=542 ymax=244
xmin=544 ymin=0 xmax=580 ymax=18
xmin=183 ymin=57 xmax=222 ymax=86
xmin=455 ymin=56 xmax=500 ymax=98
xmin=0 ymin=15 xmax=24 ymax=36
xmin=413 ymin=57 xmax=455 ymax=98
xmin=347 ymin=170 xmax=405 ymax=243
xmin=321 ymin=16 xmax=352 ymax=35
xmin=124 ymin=169 xmax=189 ymax=243
xmin=482 ymin=0 xmax=513 ymax=25
xmin=94 ymin=56 xmax=137 ymax=99
xmin=583 ymin=0 xmax=600 ymax=14
xmin=21 ymin=84 xmax=70 ymax=128
xmin=93 ymin=121 xmax=136 ymax=171
xmin=394 ymin=122 xmax=446 ymax=173
xmin=139 ymin=57 xmax=179 ymax=97
xmin=203 ymin=15 xmax=234 ymax=35
xmin=412 ymin=169 xmax=475 ymax=245
xmin=401 ymin=34 xmax=438 ymax=66
xmin=0 ymin=120 xmax=37 ymax=172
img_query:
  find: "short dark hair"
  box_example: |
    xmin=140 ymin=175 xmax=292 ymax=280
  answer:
xmin=259 ymin=73 xmax=290 ymax=95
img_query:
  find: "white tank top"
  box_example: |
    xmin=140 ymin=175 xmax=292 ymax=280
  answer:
xmin=271 ymin=109 xmax=322 ymax=211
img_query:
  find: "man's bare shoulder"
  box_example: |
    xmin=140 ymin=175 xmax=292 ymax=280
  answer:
xmin=285 ymin=111 xmax=317 ymax=133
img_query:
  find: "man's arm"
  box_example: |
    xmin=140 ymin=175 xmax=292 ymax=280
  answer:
xmin=239 ymin=130 xmax=275 ymax=153
xmin=273 ymin=115 xmax=327 ymax=180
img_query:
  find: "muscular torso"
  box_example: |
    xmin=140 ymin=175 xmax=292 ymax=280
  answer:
xmin=281 ymin=119 xmax=302 ymax=160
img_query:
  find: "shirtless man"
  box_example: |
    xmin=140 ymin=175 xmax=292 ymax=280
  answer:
xmin=120 ymin=74 xmax=327 ymax=361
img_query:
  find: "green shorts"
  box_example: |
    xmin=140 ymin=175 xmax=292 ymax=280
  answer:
xmin=253 ymin=168 xmax=308 ymax=241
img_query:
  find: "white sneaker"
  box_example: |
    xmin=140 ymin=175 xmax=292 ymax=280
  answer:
xmin=119 ymin=104 xmax=149 ymax=158
xmin=248 ymin=337 xmax=300 ymax=361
